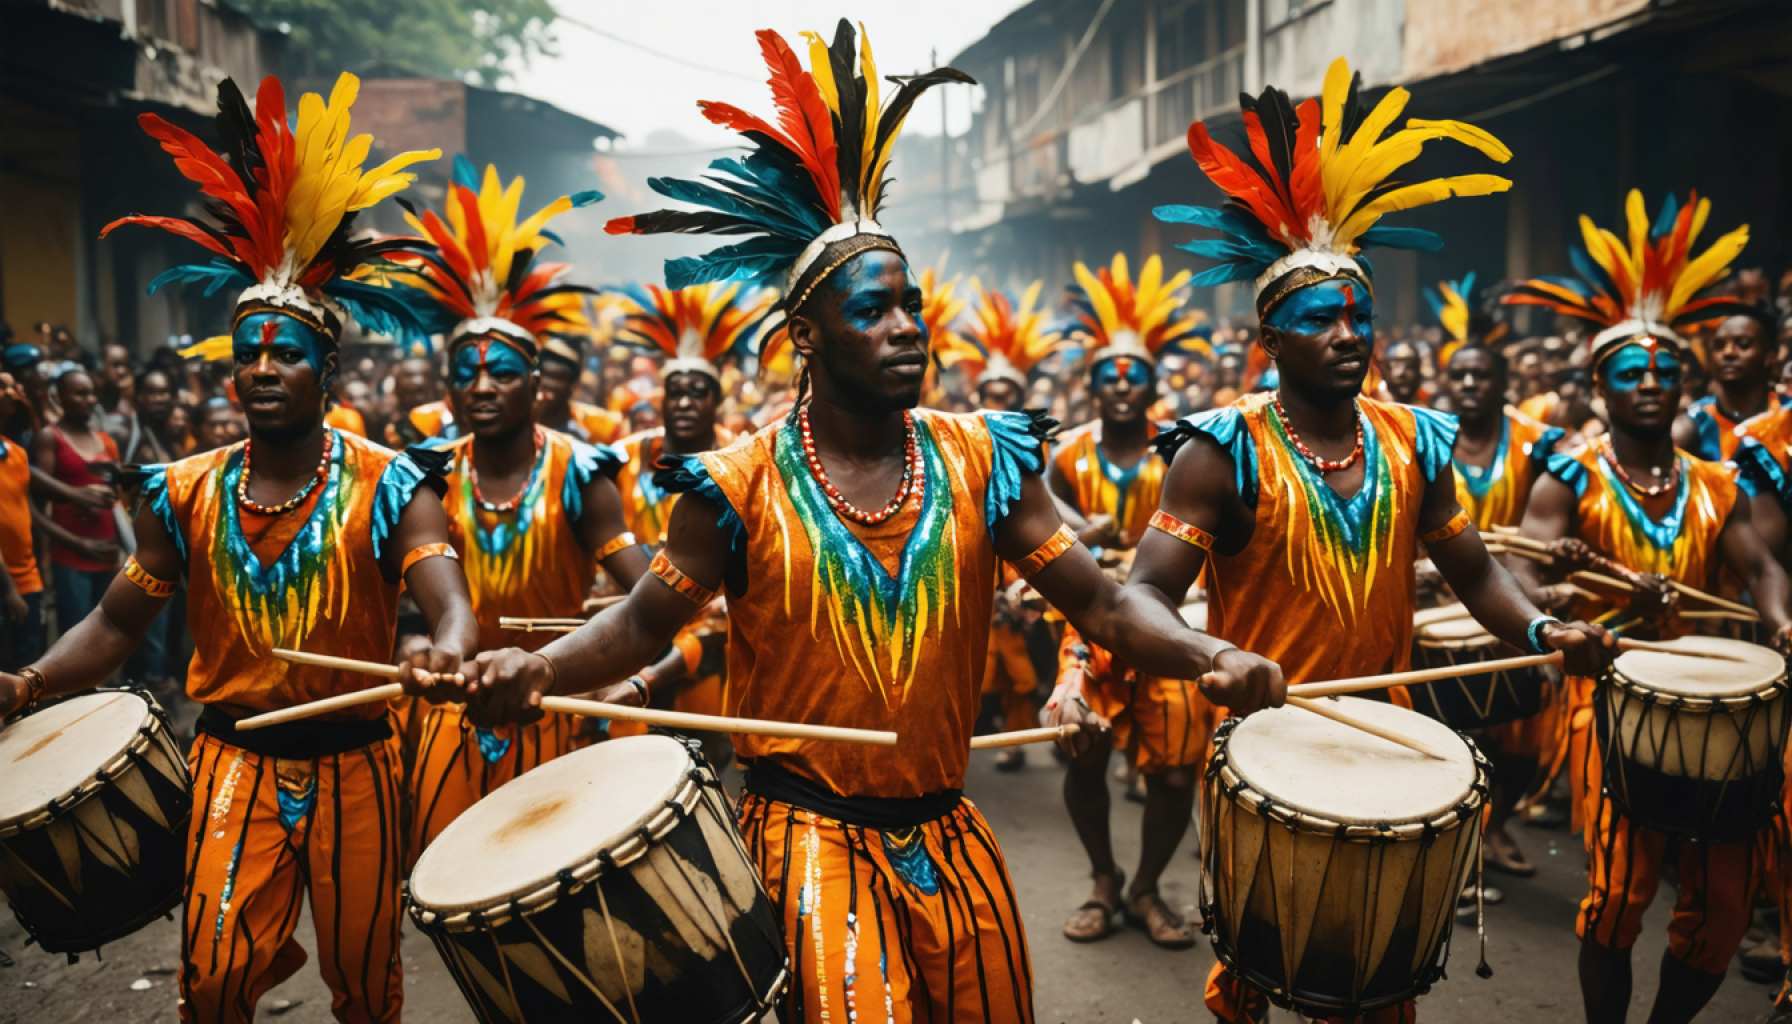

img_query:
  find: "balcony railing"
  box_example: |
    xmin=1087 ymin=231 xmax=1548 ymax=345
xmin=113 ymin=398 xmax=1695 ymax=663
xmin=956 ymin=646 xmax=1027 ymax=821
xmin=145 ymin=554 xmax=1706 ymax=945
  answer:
xmin=1149 ymin=47 xmax=1245 ymax=151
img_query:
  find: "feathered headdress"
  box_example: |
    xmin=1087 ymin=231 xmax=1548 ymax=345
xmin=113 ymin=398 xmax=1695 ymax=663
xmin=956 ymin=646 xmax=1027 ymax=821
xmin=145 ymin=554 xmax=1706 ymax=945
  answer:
xmin=604 ymin=20 xmax=973 ymax=320
xmin=1070 ymin=254 xmax=1205 ymax=370
xmin=101 ymin=73 xmax=439 ymax=346
xmin=939 ymin=280 xmax=1064 ymax=389
xmin=1154 ymin=56 xmax=1512 ymax=317
xmin=388 ymin=154 xmax=601 ymax=357
xmin=1502 ymin=190 xmax=1750 ymax=366
xmin=615 ymin=282 xmax=778 ymax=380
xmin=1424 ymin=271 xmax=1510 ymax=367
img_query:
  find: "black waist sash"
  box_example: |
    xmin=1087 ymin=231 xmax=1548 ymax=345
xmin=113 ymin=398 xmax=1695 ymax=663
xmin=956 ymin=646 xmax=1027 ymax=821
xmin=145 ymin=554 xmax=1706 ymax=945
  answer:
xmin=743 ymin=761 xmax=962 ymax=830
xmin=197 ymin=705 xmax=391 ymax=759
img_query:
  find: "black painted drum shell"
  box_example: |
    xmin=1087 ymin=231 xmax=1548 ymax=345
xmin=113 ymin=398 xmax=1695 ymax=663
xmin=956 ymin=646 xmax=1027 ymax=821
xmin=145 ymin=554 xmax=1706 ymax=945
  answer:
xmin=1408 ymin=642 xmax=1543 ymax=730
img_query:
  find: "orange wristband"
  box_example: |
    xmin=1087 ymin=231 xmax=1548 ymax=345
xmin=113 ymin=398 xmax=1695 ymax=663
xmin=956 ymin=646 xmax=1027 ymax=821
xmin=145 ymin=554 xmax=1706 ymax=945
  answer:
xmin=1421 ymin=509 xmax=1473 ymax=545
xmin=402 ymin=542 xmax=458 ymax=576
xmin=1147 ymin=509 xmax=1214 ymax=551
xmin=650 ymin=550 xmax=716 ymax=605
xmin=1017 ymin=524 xmax=1077 ymax=578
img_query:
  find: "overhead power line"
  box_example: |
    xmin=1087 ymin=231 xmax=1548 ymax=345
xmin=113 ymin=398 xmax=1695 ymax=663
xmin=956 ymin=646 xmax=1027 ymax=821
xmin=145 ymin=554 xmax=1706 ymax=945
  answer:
xmin=556 ymin=15 xmax=762 ymax=83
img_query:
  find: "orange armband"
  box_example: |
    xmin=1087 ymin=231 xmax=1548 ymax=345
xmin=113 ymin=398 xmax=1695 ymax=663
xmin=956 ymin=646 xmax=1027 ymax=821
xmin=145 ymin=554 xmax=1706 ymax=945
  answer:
xmin=1016 ymin=524 xmax=1076 ymax=578
xmin=650 ymin=550 xmax=716 ymax=605
xmin=122 ymin=556 xmax=176 ymax=598
xmin=1421 ymin=509 xmax=1472 ymax=545
xmin=401 ymin=542 xmax=458 ymax=576
xmin=594 ymin=531 xmax=639 ymax=562
xmin=1147 ymin=508 xmax=1214 ymax=551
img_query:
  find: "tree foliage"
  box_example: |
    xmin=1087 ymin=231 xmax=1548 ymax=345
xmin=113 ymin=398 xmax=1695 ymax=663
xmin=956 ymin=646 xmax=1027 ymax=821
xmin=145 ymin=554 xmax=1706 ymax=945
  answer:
xmin=231 ymin=0 xmax=558 ymax=86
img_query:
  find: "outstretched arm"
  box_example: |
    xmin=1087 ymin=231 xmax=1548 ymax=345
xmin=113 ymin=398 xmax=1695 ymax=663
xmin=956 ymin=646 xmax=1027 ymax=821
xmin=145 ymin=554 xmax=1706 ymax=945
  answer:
xmin=1424 ymin=465 xmax=1611 ymax=675
xmin=385 ymin=488 xmax=478 ymax=689
xmin=459 ymin=490 xmax=716 ymax=724
xmin=578 ymin=472 xmax=650 ymax=591
xmin=0 ymin=501 xmax=177 ymax=716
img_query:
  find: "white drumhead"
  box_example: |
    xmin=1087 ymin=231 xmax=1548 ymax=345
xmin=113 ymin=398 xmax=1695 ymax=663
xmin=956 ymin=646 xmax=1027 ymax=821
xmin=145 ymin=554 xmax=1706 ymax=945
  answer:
xmin=0 ymin=691 xmax=150 ymax=827
xmin=1614 ymin=636 xmax=1785 ymax=699
xmin=410 ymin=735 xmax=694 ymax=911
xmin=1416 ymin=614 xmax=1494 ymax=645
xmin=1180 ymin=602 xmax=1208 ymax=630
xmin=1226 ymin=697 xmax=1476 ymax=825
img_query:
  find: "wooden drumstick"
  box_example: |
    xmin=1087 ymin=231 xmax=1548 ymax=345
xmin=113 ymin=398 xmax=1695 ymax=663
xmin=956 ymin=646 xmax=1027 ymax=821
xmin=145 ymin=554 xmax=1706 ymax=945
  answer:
xmin=246 ymin=649 xmax=898 ymax=745
xmin=1286 ymin=696 xmax=1452 ymax=760
xmin=970 ymin=724 xmax=1080 ymax=750
xmin=1662 ymin=580 xmax=1761 ymax=620
xmin=498 ymin=618 xmax=580 ymax=633
xmin=1288 ymin=653 xmax=1562 ymax=699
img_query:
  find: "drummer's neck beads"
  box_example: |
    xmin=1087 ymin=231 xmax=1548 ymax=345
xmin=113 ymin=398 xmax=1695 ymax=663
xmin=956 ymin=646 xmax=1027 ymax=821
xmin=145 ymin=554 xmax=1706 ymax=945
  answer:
xmin=1273 ymin=395 xmax=1364 ymax=474
xmin=237 ymin=430 xmax=333 ymax=515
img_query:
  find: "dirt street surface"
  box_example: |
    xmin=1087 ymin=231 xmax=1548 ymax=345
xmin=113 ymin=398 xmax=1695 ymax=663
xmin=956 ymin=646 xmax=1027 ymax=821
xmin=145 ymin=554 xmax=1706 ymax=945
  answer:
xmin=0 ymin=747 xmax=1774 ymax=1022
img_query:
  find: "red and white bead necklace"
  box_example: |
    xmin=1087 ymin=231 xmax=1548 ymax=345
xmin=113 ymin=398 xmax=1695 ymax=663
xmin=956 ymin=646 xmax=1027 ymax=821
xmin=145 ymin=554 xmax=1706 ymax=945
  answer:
xmin=798 ymin=406 xmax=924 ymax=525
xmin=1273 ymin=394 xmax=1364 ymax=474
xmin=237 ymin=430 xmax=333 ymax=516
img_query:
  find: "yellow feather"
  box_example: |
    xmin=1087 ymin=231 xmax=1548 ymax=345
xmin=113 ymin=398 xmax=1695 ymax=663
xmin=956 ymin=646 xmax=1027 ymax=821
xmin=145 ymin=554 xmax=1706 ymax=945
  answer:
xmin=176 ymin=335 xmax=233 ymax=362
xmin=1330 ymin=121 xmax=1511 ymax=223
xmin=858 ymin=23 xmax=881 ymax=205
xmin=1334 ymin=174 xmax=1510 ymax=247
xmin=510 ymin=195 xmax=575 ymax=256
xmin=1400 ymin=119 xmax=1512 ymax=162
xmin=1666 ymin=224 xmax=1748 ymax=316
xmin=1625 ymin=189 xmax=1648 ymax=276
xmin=1689 ymin=197 xmax=1711 ymax=245
xmin=1578 ymin=216 xmax=1617 ymax=280
xmin=1137 ymin=253 xmax=1163 ymax=300
xmin=803 ymin=32 xmax=840 ymax=113
xmin=1073 ymin=261 xmax=1121 ymax=341
xmin=1324 ymin=86 xmax=1409 ymax=214
xmin=1320 ymin=57 xmax=1351 ymax=161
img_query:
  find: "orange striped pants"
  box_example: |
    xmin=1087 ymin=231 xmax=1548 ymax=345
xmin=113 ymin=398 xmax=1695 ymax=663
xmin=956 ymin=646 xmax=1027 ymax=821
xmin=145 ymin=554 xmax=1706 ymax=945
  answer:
xmin=1062 ymin=628 xmax=1220 ymax=774
xmin=181 ymin=733 xmax=403 ymax=1023
xmin=737 ymin=792 xmax=1034 ymax=1023
xmin=404 ymin=703 xmax=578 ymax=865
xmin=981 ymin=623 xmax=1037 ymax=732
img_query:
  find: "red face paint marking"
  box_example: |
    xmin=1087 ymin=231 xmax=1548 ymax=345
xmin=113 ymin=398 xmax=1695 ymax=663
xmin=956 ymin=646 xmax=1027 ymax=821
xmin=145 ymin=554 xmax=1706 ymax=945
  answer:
xmin=258 ymin=319 xmax=280 ymax=350
xmin=1114 ymin=356 xmax=1133 ymax=379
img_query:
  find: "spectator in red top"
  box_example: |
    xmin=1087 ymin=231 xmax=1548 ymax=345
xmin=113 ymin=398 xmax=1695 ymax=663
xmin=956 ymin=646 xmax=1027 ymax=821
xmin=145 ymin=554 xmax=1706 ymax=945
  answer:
xmin=32 ymin=368 xmax=121 ymax=629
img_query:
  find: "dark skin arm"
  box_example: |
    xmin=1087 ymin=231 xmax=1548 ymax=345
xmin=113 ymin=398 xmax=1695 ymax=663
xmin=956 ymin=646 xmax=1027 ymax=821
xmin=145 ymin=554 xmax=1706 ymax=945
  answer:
xmin=578 ymin=472 xmax=649 ymax=591
xmin=1044 ymin=457 xmax=1115 ymax=547
xmin=1748 ymin=489 xmax=1787 ymax=564
xmin=1516 ymin=474 xmax=1678 ymax=622
xmin=383 ymin=487 xmax=480 ymax=692
xmin=1717 ymin=496 xmax=1792 ymax=644
xmin=1423 ymin=463 xmax=1611 ymax=674
xmin=30 ymin=465 xmax=113 ymax=508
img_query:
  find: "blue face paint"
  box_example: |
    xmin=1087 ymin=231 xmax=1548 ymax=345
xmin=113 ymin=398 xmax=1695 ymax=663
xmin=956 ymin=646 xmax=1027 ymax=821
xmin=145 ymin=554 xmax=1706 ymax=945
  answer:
xmin=1264 ymin=279 xmax=1374 ymax=345
xmin=1601 ymin=343 xmax=1681 ymax=392
xmin=233 ymin=311 xmax=329 ymax=374
xmin=1093 ymin=357 xmax=1151 ymax=388
xmin=449 ymin=337 xmax=533 ymax=389
xmin=830 ymin=251 xmax=925 ymax=340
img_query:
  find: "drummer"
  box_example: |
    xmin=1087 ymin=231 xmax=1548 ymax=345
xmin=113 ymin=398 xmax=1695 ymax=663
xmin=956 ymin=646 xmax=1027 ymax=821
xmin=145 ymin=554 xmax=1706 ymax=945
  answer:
xmin=1131 ymin=57 xmax=1613 ymax=1022
xmin=1441 ymin=342 xmax=1567 ymax=876
xmin=0 ymin=73 xmax=476 ymax=1022
xmin=1047 ymin=253 xmax=1216 ymax=950
xmin=1504 ymin=191 xmax=1792 ymax=1022
xmin=604 ymin=282 xmax=765 ymax=752
xmin=382 ymin=158 xmax=650 ymax=861
xmin=455 ymin=21 xmax=1283 ymax=1023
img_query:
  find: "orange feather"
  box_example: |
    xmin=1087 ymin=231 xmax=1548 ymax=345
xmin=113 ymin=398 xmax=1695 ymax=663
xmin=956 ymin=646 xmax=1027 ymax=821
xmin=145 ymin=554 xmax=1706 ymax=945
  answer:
xmin=756 ymin=29 xmax=841 ymax=222
xmin=453 ymin=185 xmax=489 ymax=274
xmin=1288 ymin=98 xmax=1324 ymax=230
xmin=100 ymin=214 xmax=238 ymax=264
xmin=1186 ymin=123 xmax=1295 ymax=243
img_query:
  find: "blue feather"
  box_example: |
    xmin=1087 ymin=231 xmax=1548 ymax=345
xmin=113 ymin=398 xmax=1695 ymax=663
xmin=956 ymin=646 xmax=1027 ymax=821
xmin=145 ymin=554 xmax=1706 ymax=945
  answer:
xmin=1189 ymin=263 xmax=1262 ymax=287
xmin=570 ymin=190 xmax=603 ymax=207
xmin=1356 ymin=225 xmax=1444 ymax=252
xmin=1650 ymin=193 xmax=1679 ymax=240
xmin=648 ymin=175 xmax=812 ymax=241
xmin=666 ymin=236 xmax=802 ymax=290
xmin=1423 ymin=286 xmax=1445 ymax=321
xmin=147 ymin=260 xmax=254 ymax=298
xmin=1459 ymin=271 xmax=1477 ymax=299
xmin=1568 ymin=246 xmax=1617 ymax=300
xmin=324 ymin=279 xmax=444 ymax=347
xmin=538 ymin=228 xmax=565 ymax=248
xmin=451 ymin=154 xmax=479 ymax=190
xmin=1537 ymin=274 xmax=1592 ymax=297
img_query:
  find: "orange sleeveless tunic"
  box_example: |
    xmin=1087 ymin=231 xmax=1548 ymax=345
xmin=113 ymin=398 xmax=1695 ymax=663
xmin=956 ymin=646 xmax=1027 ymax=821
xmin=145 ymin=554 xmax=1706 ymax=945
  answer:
xmin=669 ymin=409 xmax=1049 ymax=798
xmin=1453 ymin=409 xmax=1563 ymax=530
xmin=1685 ymin=393 xmax=1784 ymax=461
xmin=1166 ymin=393 xmax=1458 ymax=686
xmin=441 ymin=428 xmax=621 ymax=651
xmin=1051 ymin=420 xmax=1163 ymax=543
xmin=615 ymin=425 xmax=737 ymax=548
xmin=142 ymin=430 xmax=441 ymax=716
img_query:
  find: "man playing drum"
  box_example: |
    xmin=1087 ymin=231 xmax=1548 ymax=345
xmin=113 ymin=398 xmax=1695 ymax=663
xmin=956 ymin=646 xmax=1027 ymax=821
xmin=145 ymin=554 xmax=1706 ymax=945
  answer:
xmin=384 ymin=157 xmax=651 ymax=860
xmin=0 ymin=73 xmax=476 ymax=1022
xmin=454 ymin=21 xmax=1284 ymax=1023
xmin=1505 ymin=191 xmax=1792 ymax=1024
xmin=1046 ymin=253 xmax=1217 ymax=949
xmin=1441 ymin=343 xmax=1567 ymax=876
xmin=1133 ymin=57 xmax=1614 ymax=1022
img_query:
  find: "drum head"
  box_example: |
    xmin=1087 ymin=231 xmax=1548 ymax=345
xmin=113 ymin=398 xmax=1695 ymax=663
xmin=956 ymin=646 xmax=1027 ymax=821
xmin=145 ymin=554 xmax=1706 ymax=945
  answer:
xmin=1614 ymin=636 xmax=1785 ymax=699
xmin=1412 ymin=605 xmax=1493 ymax=648
xmin=1226 ymin=698 xmax=1476 ymax=825
xmin=409 ymin=735 xmax=693 ymax=912
xmin=0 ymin=691 xmax=150 ymax=829
xmin=1181 ymin=602 xmax=1208 ymax=630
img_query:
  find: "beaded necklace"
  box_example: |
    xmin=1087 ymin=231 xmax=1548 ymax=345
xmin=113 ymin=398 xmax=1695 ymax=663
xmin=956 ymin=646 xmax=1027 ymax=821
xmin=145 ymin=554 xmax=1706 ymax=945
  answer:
xmin=1597 ymin=437 xmax=1681 ymax=498
xmin=236 ymin=431 xmax=332 ymax=516
xmin=798 ymin=406 xmax=923 ymax=525
xmin=1273 ymin=394 xmax=1364 ymax=473
xmin=471 ymin=427 xmax=545 ymax=512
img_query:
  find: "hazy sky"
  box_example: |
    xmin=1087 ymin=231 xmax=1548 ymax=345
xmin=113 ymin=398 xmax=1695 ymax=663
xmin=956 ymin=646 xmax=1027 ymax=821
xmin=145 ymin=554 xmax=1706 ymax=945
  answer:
xmin=512 ymin=1 xmax=1022 ymax=146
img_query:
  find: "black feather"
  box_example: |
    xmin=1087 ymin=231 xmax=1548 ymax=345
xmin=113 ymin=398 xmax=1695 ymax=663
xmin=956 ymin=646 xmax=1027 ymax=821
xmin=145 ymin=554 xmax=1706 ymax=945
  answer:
xmin=505 ymin=248 xmax=536 ymax=296
xmin=627 ymin=209 xmax=765 ymax=237
xmin=214 ymin=79 xmax=262 ymax=198
xmin=829 ymin=19 xmax=864 ymax=207
xmin=1338 ymin=70 xmax=1367 ymax=143
xmin=870 ymin=67 xmax=976 ymax=212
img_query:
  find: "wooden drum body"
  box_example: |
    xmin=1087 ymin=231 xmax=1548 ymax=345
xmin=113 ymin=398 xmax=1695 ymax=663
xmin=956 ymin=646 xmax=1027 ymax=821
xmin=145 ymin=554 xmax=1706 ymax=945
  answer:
xmin=1596 ymin=636 xmax=1790 ymax=842
xmin=408 ymin=735 xmax=787 ymax=1023
xmin=0 ymin=690 xmax=191 ymax=955
xmin=1203 ymin=698 xmax=1489 ymax=1017
xmin=1409 ymin=604 xmax=1541 ymax=730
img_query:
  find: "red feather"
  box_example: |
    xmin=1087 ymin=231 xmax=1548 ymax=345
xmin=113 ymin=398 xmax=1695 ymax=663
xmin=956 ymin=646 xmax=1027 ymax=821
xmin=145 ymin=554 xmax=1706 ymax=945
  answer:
xmin=101 ymin=214 xmax=236 ymax=263
xmin=251 ymin=76 xmax=292 ymax=274
xmin=418 ymin=210 xmax=473 ymax=286
xmin=755 ymin=29 xmax=841 ymax=221
xmin=137 ymin=115 xmax=257 ymax=229
xmin=1288 ymin=98 xmax=1324 ymax=231
xmin=511 ymin=261 xmax=568 ymax=305
xmin=1239 ymin=111 xmax=1292 ymax=213
xmin=1186 ymin=123 xmax=1296 ymax=242
xmin=604 ymin=215 xmax=640 ymax=235
xmin=453 ymin=185 xmax=489 ymax=274
xmin=699 ymin=101 xmax=794 ymax=150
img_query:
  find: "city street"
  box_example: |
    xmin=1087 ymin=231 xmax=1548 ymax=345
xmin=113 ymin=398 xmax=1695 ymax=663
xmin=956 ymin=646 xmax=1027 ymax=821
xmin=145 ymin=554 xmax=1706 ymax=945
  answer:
xmin=0 ymin=746 xmax=1774 ymax=1022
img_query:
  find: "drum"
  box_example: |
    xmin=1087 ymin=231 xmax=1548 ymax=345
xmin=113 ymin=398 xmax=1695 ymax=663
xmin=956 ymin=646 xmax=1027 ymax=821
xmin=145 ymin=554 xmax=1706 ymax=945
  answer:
xmin=1203 ymin=698 xmax=1488 ymax=1017
xmin=0 ymin=690 xmax=191 ymax=955
xmin=1595 ymin=635 xmax=1790 ymax=841
xmin=409 ymin=734 xmax=786 ymax=1023
xmin=1409 ymin=604 xmax=1542 ymax=729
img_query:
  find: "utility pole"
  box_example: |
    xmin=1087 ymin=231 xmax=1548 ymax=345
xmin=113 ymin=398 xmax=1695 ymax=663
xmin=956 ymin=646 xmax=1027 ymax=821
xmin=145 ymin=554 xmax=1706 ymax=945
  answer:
xmin=935 ymin=46 xmax=950 ymax=232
